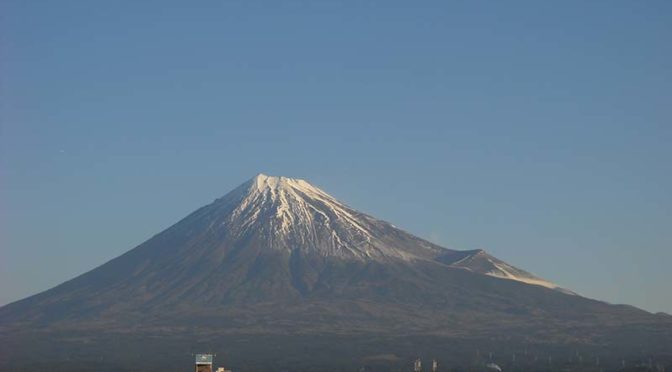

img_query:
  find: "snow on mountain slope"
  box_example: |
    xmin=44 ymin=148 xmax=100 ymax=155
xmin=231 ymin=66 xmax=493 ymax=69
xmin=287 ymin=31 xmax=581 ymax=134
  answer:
xmin=439 ymin=249 xmax=573 ymax=293
xmin=206 ymin=173 xmax=444 ymax=261
xmin=213 ymin=174 xmax=569 ymax=292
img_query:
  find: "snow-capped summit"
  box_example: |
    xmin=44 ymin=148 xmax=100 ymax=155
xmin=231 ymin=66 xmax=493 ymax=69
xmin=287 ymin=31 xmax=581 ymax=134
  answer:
xmin=208 ymin=173 xmax=442 ymax=261
xmin=194 ymin=173 xmax=567 ymax=291
xmin=249 ymin=173 xmax=317 ymax=194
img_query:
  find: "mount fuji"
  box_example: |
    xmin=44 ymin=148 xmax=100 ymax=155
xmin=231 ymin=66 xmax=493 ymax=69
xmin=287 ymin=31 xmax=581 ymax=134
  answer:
xmin=1 ymin=174 xmax=670 ymax=371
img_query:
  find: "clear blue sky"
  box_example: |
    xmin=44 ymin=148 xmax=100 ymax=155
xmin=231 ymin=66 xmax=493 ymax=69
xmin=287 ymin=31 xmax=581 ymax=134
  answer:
xmin=1 ymin=1 xmax=670 ymax=313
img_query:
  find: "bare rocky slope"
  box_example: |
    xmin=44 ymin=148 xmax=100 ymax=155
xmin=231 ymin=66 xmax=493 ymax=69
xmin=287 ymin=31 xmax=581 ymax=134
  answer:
xmin=1 ymin=174 xmax=670 ymax=371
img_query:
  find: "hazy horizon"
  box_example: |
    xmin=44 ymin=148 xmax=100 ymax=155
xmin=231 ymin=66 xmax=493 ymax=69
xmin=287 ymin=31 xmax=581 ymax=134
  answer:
xmin=2 ymin=1 xmax=671 ymax=314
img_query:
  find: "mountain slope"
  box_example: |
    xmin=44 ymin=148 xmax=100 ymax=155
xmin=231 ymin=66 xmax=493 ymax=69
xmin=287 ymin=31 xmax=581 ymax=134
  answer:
xmin=1 ymin=174 xmax=670 ymax=371
xmin=0 ymin=174 xmax=565 ymax=324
